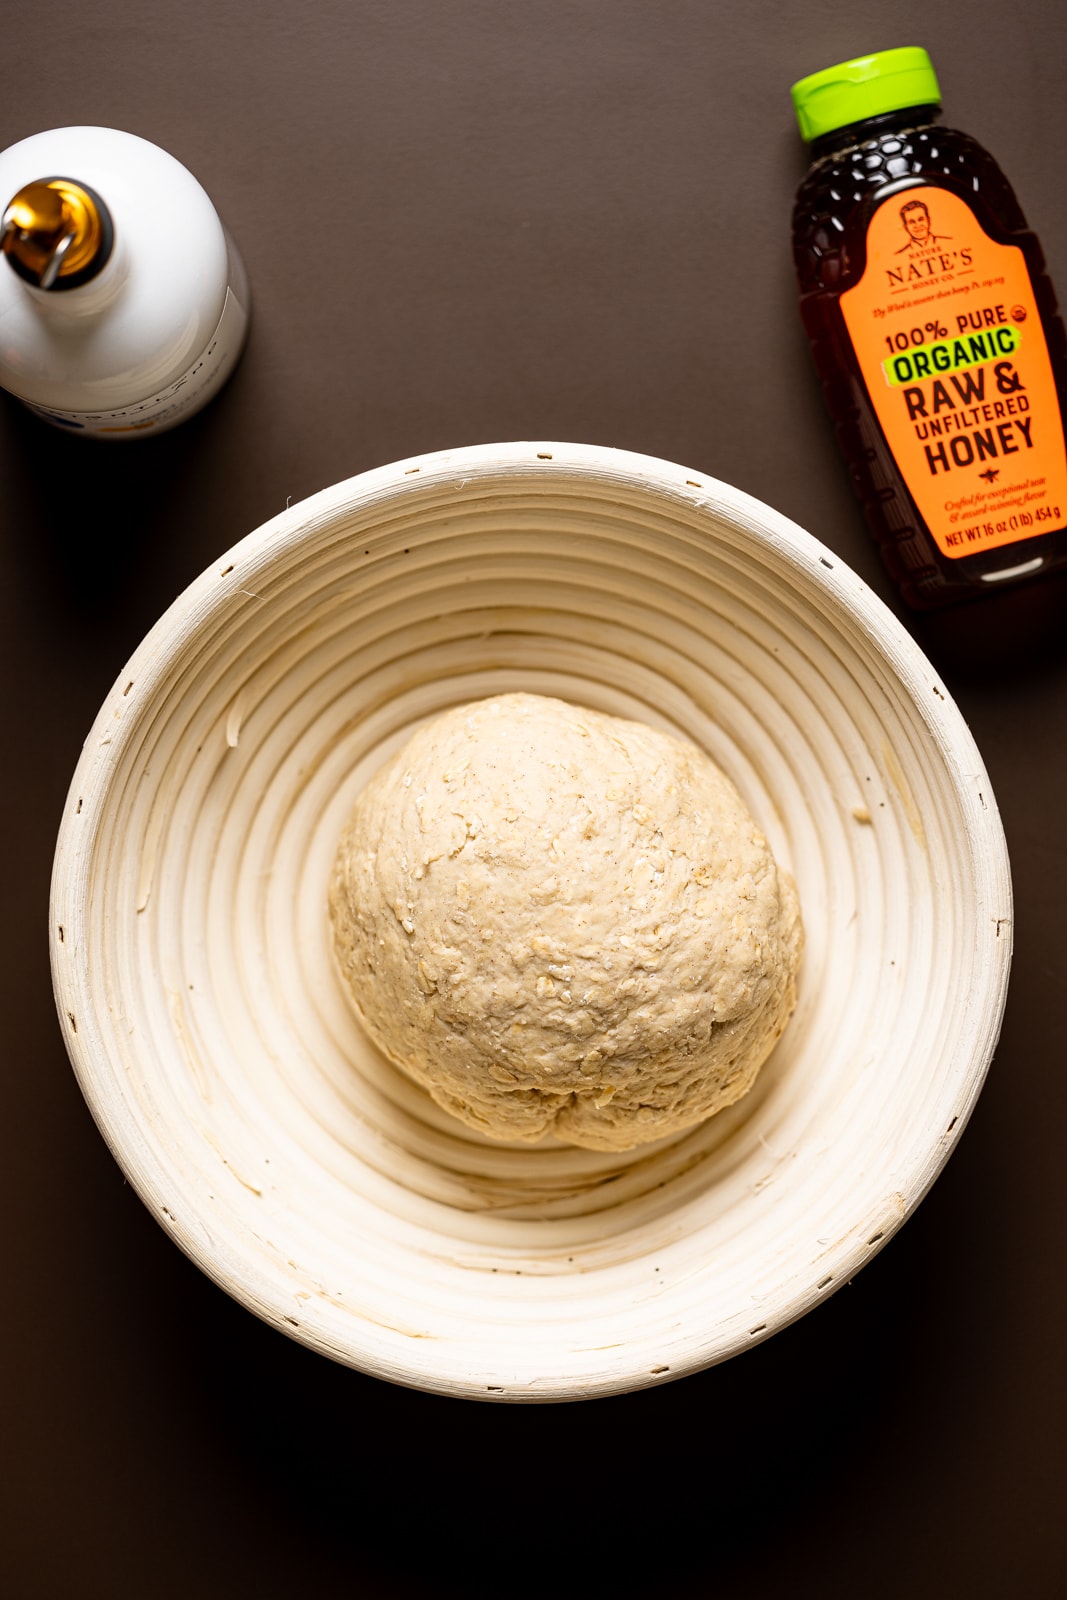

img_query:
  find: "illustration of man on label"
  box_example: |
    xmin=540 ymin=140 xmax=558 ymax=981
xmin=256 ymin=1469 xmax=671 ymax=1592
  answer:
xmin=896 ymin=198 xmax=950 ymax=251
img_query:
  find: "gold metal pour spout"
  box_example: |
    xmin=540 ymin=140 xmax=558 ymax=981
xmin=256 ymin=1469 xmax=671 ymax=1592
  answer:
xmin=1 ymin=176 xmax=113 ymax=290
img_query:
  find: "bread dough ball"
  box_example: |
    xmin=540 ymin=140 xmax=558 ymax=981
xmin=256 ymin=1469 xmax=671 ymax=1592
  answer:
xmin=329 ymin=693 xmax=802 ymax=1151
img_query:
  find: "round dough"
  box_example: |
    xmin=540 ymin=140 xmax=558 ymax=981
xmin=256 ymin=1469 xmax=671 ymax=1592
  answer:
xmin=329 ymin=693 xmax=802 ymax=1151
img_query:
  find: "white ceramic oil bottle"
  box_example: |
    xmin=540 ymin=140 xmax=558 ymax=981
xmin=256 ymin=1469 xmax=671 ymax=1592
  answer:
xmin=0 ymin=125 xmax=249 ymax=437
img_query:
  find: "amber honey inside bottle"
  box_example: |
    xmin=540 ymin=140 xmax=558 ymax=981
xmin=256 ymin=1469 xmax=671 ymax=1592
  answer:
xmin=791 ymin=47 xmax=1067 ymax=610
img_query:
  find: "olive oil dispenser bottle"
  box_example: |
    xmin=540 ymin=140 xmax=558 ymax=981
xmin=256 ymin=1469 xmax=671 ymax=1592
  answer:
xmin=0 ymin=125 xmax=249 ymax=437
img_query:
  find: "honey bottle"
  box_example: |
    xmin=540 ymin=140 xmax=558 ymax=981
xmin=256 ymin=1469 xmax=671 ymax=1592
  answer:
xmin=791 ymin=48 xmax=1067 ymax=609
xmin=0 ymin=126 xmax=249 ymax=437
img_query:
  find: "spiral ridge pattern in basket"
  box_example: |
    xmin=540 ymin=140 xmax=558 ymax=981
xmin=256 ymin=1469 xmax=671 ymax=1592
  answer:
xmin=50 ymin=443 xmax=1011 ymax=1400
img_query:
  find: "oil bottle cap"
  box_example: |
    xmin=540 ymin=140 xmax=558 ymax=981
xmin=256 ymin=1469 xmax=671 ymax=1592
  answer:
xmin=1 ymin=176 xmax=113 ymax=290
xmin=791 ymin=48 xmax=941 ymax=143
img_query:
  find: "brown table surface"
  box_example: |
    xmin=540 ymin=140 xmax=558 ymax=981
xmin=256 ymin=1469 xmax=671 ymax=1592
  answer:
xmin=3 ymin=4 xmax=1065 ymax=1597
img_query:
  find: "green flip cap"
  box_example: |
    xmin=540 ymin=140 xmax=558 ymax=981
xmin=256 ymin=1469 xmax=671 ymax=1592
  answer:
xmin=791 ymin=47 xmax=941 ymax=143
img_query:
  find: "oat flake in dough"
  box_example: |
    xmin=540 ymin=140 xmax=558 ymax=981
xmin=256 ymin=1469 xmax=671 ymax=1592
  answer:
xmin=329 ymin=693 xmax=803 ymax=1151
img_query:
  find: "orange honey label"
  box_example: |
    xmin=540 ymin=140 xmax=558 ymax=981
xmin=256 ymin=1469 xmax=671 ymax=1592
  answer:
xmin=840 ymin=186 xmax=1067 ymax=558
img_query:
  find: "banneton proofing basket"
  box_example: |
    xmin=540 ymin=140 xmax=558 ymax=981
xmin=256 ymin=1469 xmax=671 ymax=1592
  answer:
xmin=51 ymin=442 xmax=1011 ymax=1402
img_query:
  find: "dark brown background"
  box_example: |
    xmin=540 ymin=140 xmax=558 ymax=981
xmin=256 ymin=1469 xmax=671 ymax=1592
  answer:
xmin=2 ymin=3 xmax=1065 ymax=1596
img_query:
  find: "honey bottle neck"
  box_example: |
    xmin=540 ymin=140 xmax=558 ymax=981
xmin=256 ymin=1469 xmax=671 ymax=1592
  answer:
xmin=806 ymin=103 xmax=942 ymax=164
